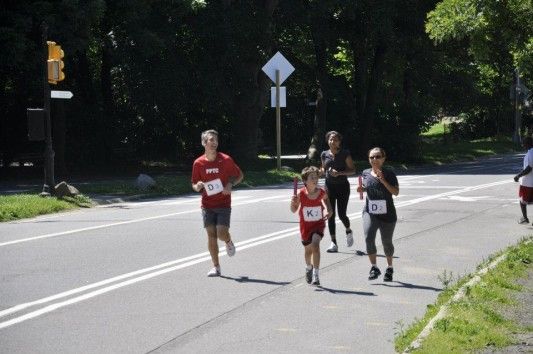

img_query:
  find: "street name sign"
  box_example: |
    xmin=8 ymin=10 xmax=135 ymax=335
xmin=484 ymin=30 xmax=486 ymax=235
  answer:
xmin=51 ymin=90 xmax=73 ymax=99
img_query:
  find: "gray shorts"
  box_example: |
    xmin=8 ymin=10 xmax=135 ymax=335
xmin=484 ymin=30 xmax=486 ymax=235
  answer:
xmin=202 ymin=208 xmax=231 ymax=228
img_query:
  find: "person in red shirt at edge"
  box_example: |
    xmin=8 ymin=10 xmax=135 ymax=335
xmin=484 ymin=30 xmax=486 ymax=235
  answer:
xmin=290 ymin=166 xmax=333 ymax=286
xmin=191 ymin=130 xmax=244 ymax=277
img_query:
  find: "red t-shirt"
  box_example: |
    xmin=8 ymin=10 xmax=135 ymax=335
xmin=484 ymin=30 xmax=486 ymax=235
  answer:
xmin=191 ymin=152 xmax=242 ymax=209
xmin=298 ymin=187 xmax=326 ymax=241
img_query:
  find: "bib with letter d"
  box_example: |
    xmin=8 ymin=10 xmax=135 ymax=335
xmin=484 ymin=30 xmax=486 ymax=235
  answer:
xmin=204 ymin=178 xmax=224 ymax=196
xmin=368 ymin=199 xmax=387 ymax=214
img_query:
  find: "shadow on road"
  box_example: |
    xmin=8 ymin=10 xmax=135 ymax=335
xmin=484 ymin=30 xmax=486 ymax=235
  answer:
xmin=372 ymin=281 xmax=442 ymax=291
xmin=220 ymin=275 xmax=291 ymax=286
xmin=315 ymin=286 xmax=376 ymax=296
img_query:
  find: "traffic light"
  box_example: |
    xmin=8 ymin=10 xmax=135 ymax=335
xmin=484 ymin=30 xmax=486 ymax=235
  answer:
xmin=47 ymin=41 xmax=65 ymax=84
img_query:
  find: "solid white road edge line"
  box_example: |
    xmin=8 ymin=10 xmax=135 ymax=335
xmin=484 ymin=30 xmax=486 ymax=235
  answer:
xmin=0 ymin=195 xmax=286 ymax=248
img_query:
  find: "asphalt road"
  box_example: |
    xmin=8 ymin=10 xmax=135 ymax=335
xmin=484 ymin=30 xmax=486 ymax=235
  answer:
xmin=0 ymin=154 xmax=530 ymax=353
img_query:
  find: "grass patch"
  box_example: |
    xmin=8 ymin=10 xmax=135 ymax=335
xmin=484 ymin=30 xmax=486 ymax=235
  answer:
xmin=420 ymin=136 xmax=519 ymax=164
xmin=395 ymin=237 xmax=533 ymax=353
xmin=0 ymin=194 xmax=92 ymax=222
xmin=422 ymin=121 xmax=447 ymax=137
xmin=78 ymin=169 xmax=300 ymax=196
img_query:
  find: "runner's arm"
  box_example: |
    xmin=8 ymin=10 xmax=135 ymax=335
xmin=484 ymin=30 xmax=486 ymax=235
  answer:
xmin=514 ymin=166 xmax=532 ymax=182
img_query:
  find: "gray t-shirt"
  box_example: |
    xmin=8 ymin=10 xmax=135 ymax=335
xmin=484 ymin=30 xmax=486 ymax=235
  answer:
xmin=362 ymin=167 xmax=398 ymax=222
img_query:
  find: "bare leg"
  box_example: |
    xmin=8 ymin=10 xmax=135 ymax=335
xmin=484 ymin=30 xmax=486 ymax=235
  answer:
xmin=206 ymin=226 xmax=219 ymax=267
xmin=216 ymin=225 xmax=231 ymax=242
xmin=386 ymin=256 xmax=393 ymax=267
xmin=368 ymin=253 xmax=377 ymax=265
xmin=304 ymin=245 xmax=312 ymax=265
xmin=311 ymin=233 xmax=321 ymax=268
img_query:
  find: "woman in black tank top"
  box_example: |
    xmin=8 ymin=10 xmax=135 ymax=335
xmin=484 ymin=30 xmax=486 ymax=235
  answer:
xmin=320 ymin=131 xmax=356 ymax=253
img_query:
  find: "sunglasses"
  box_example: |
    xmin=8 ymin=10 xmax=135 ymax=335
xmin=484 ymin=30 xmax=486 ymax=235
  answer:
xmin=369 ymin=155 xmax=383 ymax=160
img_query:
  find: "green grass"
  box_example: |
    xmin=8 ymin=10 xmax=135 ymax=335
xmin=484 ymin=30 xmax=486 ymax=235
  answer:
xmin=78 ymin=169 xmax=300 ymax=196
xmin=0 ymin=194 xmax=92 ymax=222
xmin=422 ymin=121 xmax=447 ymax=137
xmin=395 ymin=237 xmax=533 ymax=353
xmin=420 ymin=136 xmax=519 ymax=164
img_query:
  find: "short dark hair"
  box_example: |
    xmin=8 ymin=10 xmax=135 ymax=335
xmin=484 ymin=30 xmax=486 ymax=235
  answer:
xmin=368 ymin=147 xmax=386 ymax=158
xmin=523 ymin=136 xmax=533 ymax=147
xmin=301 ymin=166 xmax=320 ymax=183
xmin=325 ymin=131 xmax=342 ymax=143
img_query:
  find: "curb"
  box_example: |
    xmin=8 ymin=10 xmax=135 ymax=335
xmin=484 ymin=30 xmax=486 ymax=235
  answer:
xmin=402 ymin=253 xmax=508 ymax=353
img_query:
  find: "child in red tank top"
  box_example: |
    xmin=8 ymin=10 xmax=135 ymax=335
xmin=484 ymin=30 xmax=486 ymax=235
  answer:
xmin=290 ymin=166 xmax=333 ymax=286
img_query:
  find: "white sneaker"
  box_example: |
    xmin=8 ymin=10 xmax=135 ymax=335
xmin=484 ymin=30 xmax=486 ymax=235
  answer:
xmin=311 ymin=274 xmax=320 ymax=286
xmin=225 ymin=240 xmax=236 ymax=257
xmin=326 ymin=242 xmax=338 ymax=253
xmin=346 ymin=231 xmax=354 ymax=247
xmin=207 ymin=266 xmax=221 ymax=277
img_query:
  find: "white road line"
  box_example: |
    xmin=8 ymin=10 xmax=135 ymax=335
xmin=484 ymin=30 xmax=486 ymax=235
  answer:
xmin=0 ymin=229 xmax=299 ymax=329
xmin=0 ymin=227 xmax=295 ymax=320
xmin=0 ymin=178 xmax=512 ymax=329
xmin=0 ymin=195 xmax=286 ymax=248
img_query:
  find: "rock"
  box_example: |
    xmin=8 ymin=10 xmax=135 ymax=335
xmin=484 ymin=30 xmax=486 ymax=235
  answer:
xmin=54 ymin=181 xmax=80 ymax=198
xmin=135 ymin=174 xmax=156 ymax=191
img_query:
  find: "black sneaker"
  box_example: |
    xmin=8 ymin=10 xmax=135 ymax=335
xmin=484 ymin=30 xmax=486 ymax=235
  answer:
xmin=518 ymin=217 xmax=530 ymax=224
xmin=368 ymin=266 xmax=381 ymax=280
xmin=305 ymin=267 xmax=313 ymax=284
xmin=384 ymin=267 xmax=393 ymax=282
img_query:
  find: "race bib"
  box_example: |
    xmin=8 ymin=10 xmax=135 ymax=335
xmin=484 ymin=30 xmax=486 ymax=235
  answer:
xmin=302 ymin=206 xmax=323 ymax=221
xmin=368 ymin=199 xmax=387 ymax=214
xmin=204 ymin=178 xmax=224 ymax=196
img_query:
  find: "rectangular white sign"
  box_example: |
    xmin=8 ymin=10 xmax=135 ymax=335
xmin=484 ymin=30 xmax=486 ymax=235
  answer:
xmin=51 ymin=90 xmax=73 ymax=99
xmin=271 ymin=87 xmax=286 ymax=108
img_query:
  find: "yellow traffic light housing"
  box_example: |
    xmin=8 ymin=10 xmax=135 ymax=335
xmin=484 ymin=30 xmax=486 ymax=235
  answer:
xmin=47 ymin=41 xmax=65 ymax=84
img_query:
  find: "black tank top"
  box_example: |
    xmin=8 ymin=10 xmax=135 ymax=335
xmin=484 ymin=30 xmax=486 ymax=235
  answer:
xmin=321 ymin=149 xmax=351 ymax=184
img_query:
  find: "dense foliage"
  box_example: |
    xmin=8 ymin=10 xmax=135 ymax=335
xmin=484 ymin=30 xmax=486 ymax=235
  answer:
xmin=1 ymin=0 xmax=531 ymax=172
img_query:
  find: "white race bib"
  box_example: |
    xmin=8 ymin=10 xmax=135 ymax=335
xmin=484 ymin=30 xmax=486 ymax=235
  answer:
xmin=204 ymin=178 xmax=224 ymax=196
xmin=302 ymin=206 xmax=323 ymax=221
xmin=368 ymin=199 xmax=387 ymax=214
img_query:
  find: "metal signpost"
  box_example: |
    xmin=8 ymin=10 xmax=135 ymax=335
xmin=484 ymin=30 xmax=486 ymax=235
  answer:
xmin=262 ymin=52 xmax=294 ymax=169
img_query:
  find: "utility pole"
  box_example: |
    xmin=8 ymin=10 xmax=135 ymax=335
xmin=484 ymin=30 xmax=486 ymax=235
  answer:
xmin=41 ymin=22 xmax=55 ymax=196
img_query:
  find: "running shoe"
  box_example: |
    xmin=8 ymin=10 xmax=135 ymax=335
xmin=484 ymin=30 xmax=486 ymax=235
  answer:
xmin=326 ymin=242 xmax=338 ymax=253
xmin=355 ymin=250 xmax=366 ymax=256
xmin=346 ymin=230 xmax=354 ymax=247
xmin=518 ymin=217 xmax=530 ymax=224
xmin=311 ymin=274 xmax=320 ymax=286
xmin=368 ymin=266 xmax=381 ymax=280
xmin=225 ymin=240 xmax=236 ymax=257
xmin=384 ymin=267 xmax=394 ymax=282
xmin=305 ymin=267 xmax=313 ymax=284
xmin=207 ymin=266 xmax=221 ymax=277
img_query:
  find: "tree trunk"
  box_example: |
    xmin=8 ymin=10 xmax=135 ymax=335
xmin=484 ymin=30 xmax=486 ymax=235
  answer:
xmin=308 ymin=88 xmax=326 ymax=162
xmin=306 ymin=1 xmax=330 ymax=161
xmin=226 ymin=0 xmax=279 ymax=163
xmin=359 ymin=40 xmax=387 ymax=155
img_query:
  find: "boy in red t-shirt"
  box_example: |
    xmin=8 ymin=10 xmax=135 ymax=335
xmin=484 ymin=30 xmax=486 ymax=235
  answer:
xmin=290 ymin=166 xmax=332 ymax=285
xmin=191 ymin=130 xmax=243 ymax=277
